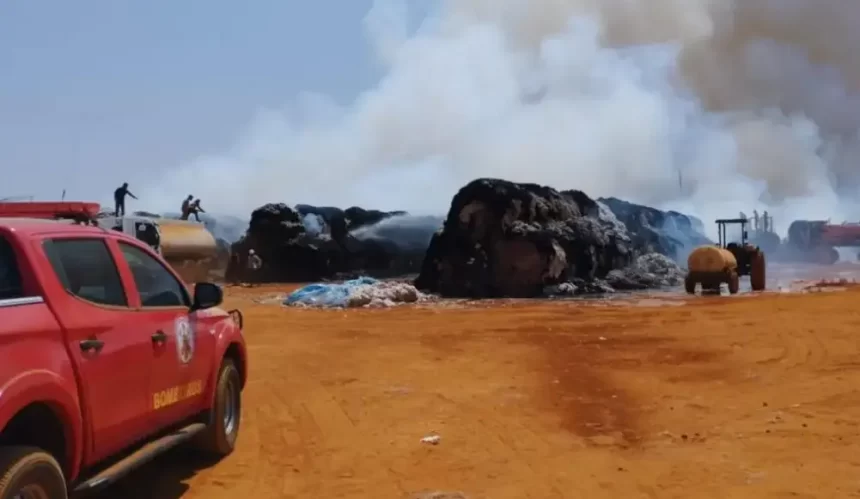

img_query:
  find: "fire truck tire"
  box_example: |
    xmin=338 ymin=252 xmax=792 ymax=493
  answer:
xmin=750 ymin=251 xmax=766 ymax=291
xmin=0 ymin=446 xmax=67 ymax=499
xmin=727 ymin=271 xmax=740 ymax=295
xmin=195 ymin=359 xmax=242 ymax=457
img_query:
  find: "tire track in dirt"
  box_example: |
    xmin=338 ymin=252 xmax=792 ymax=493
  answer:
xmin=153 ymin=361 xmax=407 ymax=498
xmin=427 ymin=391 xmax=665 ymax=499
xmin=778 ymin=326 xmax=828 ymax=373
xmin=731 ymin=314 xmax=831 ymax=395
xmin=218 ymin=378 xmax=303 ymax=498
xmin=505 ymin=308 xmax=727 ymax=446
xmin=278 ymin=362 xmax=406 ymax=498
xmin=428 ymin=392 xmax=569 ymax=499
xmin=173 ymin=379 xmax=282 ymax=499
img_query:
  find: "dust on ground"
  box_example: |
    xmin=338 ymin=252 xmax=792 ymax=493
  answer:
xmin=96 ymin=282 xmax=860 ymax=498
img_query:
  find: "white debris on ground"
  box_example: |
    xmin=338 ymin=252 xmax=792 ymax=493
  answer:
xmin=420 ymin=433 xmax=441 ymax=445
xmin=408 ymin=492 xmax=469 ymax=499
xmin=542 ymin=281 xmax=578 ymax=296
xmin=543 ymin=252 xmax=684 ymax=296
xmin=283 ymin=276 xmax=432 ymax=309
xmin=606 ymin=252 xmax=685 ymax=290
xmin=252 ymin=293 xmax=288 ymax=305
xmin=346 ymin=280 xmax=429 ymax=308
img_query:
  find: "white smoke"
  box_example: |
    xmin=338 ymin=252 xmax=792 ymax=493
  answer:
xmin=302 ymin=213 xmax=325 ymax=235
xmin=350 ymin=214 xmax=444 ymax=250
xmin=140 ymin=0 xmax=860 ymax=239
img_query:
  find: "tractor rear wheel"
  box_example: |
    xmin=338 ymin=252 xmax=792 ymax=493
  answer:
xmin=750 ymin=251 xmax=766 ymax=291
xmin=727 ymin=271 xmax=740 ymax=295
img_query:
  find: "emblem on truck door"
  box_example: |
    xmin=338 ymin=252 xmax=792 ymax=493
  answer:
xmin=175 ymin=317 xmax=195 ymax=364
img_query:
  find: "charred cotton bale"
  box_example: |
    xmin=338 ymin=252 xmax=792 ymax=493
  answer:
xmin=598 ymin=197 xmax=712 ymax=258
xmin=685 ymin=245 xmax=740 ymax=294
xmin=414 ymin=178 xmax=635 ymax=298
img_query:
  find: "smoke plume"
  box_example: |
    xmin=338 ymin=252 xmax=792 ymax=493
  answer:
xmin=350 ymin=214 xmax=444 ymax=250
xmin=141 ymin=0 xmax=860 ymax=238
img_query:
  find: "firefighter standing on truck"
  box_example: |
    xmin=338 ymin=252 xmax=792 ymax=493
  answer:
xmin=189 ymin=198 xmax=205 ymax=222
xmin=180 ymin=195 xmax=194 ymax=220
xmin=113 ymin=182 xmax=137 ymax=217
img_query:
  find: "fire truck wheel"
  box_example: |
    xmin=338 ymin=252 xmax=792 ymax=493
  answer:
xmin=750 ymin=251 xmax=766 ymax=291
xmin=195 ymin=359 xmax=242 ymax=457
xmin=0 ymin=446 xmax=67 ymax=499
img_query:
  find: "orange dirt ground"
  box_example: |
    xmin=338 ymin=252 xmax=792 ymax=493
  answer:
xmin=96 ymin=284 xmax=860 ymax=499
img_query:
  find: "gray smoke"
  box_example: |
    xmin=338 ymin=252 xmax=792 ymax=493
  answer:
xmin=139 ymin=0 xmax=860 ymax=239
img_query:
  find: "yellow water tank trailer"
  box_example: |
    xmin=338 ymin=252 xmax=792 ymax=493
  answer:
xmin=685 ymin=245 xmax=740 ymax=294
xmin=687 ymin=245 xmax=737 ymax=274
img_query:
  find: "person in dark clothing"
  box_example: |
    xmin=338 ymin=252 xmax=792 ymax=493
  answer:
xmin=180 ymin=195 xmax=194 ymax=220
xmin=227 ymin=251 xmax=241 ymax=285
xmin=189 ymin=198 xmax=205 ymax=222
xmin=113 ymin=182 xmax=137 ymax=217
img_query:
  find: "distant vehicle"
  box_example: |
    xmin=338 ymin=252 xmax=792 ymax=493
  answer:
xmin=787 ymin=220 xmax=860 ymax=265
xmin=0 ymin=217 xmax=247 ymax=498
xmin=0 ymin=201 xmax=219 ymax=283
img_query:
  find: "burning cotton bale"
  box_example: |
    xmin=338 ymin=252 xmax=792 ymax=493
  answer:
xmin=414 ymin=178 xmax=636 ymax=298
xmin=230 ymin=203 xmax=432 ymax=282
xmin=598 ymin=197 xmax=711 ymax=260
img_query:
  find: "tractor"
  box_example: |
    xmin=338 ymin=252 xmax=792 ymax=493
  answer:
xmin=685 ymin=218 xmax=767 ymax=294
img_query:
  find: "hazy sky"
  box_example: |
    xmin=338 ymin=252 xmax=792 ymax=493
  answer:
xmin=4 ymin=0 xmax=860 ymax=231
xmin=0 ymin=0 xmax=385 ymax=204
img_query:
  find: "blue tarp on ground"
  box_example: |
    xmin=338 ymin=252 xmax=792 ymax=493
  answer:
xmin=284 ymin=276 xmax=379 ymax=308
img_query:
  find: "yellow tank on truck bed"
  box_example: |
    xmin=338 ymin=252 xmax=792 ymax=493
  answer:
xmin=157 ymin=219 xmax=218 ymax=261
xmin=155 ymin=219 xmax=218 ymax=283
xmin=687 ymin=245 xmax=737 ymax=273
